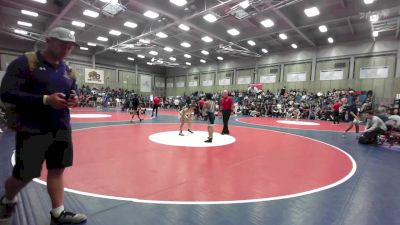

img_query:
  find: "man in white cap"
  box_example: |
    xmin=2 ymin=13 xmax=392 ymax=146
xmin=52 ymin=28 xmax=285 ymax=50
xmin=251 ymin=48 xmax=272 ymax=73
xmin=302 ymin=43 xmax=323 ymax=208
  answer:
xmin=0 ymin=27 xmax=87 ymax=224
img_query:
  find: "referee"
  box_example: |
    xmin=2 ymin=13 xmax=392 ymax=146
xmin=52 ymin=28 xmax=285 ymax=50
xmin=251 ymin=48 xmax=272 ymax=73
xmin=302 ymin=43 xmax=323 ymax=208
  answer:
xmin=220 ymin=90 xmax=235 ymax=135
xmin=0 ymin=27 xmax=87 ymax=224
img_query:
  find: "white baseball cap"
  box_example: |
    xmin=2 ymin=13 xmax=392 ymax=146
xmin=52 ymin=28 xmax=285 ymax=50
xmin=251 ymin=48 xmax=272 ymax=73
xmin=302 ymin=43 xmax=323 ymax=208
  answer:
xmin=47 ymin=27 xmax=79 ymax=46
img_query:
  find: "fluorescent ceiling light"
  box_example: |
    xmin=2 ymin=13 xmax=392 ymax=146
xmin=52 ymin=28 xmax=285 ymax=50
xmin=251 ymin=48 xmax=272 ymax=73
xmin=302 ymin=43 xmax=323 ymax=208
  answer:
xmin=373 ymin=31 xmax=379 ymax=37
xmin=17 ymin=21 xmax=32 ymax=27
xmin=88 ymin=42 xmax=97 ymax=46
xmin=217 ymin=56 xmax=223 ymax=60
xmin=21 ymin=10 xmax=38 ymax=17
xmin=14 ymin=29 xmax=28 ymax=35
xmin=364 ymin=0 xmax=374 ymax=4
xmin=109 ymin=30 xmax=121 ymax=36
xmin=178 ymin=24 xmax=190 ymax=31
xmin=185 ymin=62 xmax=191 ymax=66
xmin=149 ymin=50 xmax=158 ymax=55
xmin=200 ymin=59 xmax=206 ymax=63
xmin=180 ymin=42 xmax=191 ymax=48
xmin=138 ymin=54 xmax=145 ymax=58
xmin=370 ymin=14 xmax=379 ymax=22
xmin=97 ymin=36 xmax=108 ymax=42
xmin=201 ymin=50 xmax=209 ymax=55
xmin=83 ymin=9 xmax=99 ymax=18
xmin=169 ymin=57 xmax=176 ymax=61
xmin=319 ymin=25 xmax=328 ymax=33
xmin=70 ymin=31 xmax=75 ymax=35
xmin=127 ymin=57 xmax=135 ymax=61
xmin=124 ymin=21 xmax=137 ymax=28
xmin=279 ymin=33 xmax=287 ymax=40
xmin=239 ymin=0 xmax=250 ymax=9
xmin=139 ymin=39 xmax=150 ymax=44
xmin=262 ymin=48 xmax=268 ymax=53
xmin=203 ymin=13 xmax=218 ymax=23
xmin=260 ymin=19 xmax=274 ymax=28
xmin=304 ymin=7 xmax=320 ymax=17
xmin=247 ymin=40 xmax=256 ymax=46
xmin=144 ymin=10 xmax=159 ymax=19
xmin=328 ymin=37 xmax=334 ymax=43
xmin=164 ymin=47 xmax=173 ymax=52
xmin=100 ymin=0 xmax=118 ymax=3
xmin=32 ymin=0 xmax=46 ymax=3
xmin=184 ymin=54 xmax=191 ymax=58
xmin=80 ymin=47 xmax=89 ymax=50
xmin=291 ymin=43 xmax=298 ymax=49
xmin=147 ymin=62 xmax=153 ymax=65
xmin=170 ymin=0 xmax=187 ymax=6
xmin=72 ymin=21 xmax=85 ymax=27
xmin=227 ymin=28 xmax=240 ymax=36
xmin=201 ymin=36 xmax=213 ymax=42
xmin=156 ymin=32 xmax=168 ymax=38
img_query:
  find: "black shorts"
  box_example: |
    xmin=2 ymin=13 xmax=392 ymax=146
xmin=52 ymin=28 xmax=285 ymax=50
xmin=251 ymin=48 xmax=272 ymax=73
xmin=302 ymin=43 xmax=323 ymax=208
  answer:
xmin=207 ymin=112 xmax=215 ymax=125
xmin=13 ymin=129 xmax=73 ymax=181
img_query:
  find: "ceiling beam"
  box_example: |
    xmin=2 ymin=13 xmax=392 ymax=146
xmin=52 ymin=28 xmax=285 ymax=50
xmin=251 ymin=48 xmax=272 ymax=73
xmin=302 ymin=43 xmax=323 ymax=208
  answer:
xmin=95 ymin=0 xmax=239 ymax=55
xmin=44 ymin=0 xmax=79 ymax=33
xmin=396 ymin=18 xmax=400 ymax=40
xmin=1 ymin=0 xmax=58 ymax=16
xmin=347 ymin=18 xmax=355 ymax=35
xmin=271 ymin=7 xmax=316 ymax=47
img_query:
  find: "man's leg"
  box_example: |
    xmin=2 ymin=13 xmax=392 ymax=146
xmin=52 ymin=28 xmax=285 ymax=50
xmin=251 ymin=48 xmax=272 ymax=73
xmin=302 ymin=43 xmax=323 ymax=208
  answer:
xmin=4 ymin=177 xmax=30 ymax=201
xmin=47 ymin=169 xmax=65 ymax=209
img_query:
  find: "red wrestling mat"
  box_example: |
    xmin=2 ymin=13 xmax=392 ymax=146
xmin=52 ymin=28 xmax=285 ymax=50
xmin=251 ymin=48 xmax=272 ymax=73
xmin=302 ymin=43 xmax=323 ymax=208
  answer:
xmin=70 ymin=112 xmax=150 ymax=122
xmin=237 ymin=117 xmax=364 ymax=132
xmin=39 ymin=124 xmax=355 ymax=203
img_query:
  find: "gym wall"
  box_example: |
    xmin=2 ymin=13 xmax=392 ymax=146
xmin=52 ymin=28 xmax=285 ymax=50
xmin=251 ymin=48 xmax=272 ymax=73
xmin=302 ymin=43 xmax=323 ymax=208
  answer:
xmin=165 ymin=37 xmax=400 ymax=102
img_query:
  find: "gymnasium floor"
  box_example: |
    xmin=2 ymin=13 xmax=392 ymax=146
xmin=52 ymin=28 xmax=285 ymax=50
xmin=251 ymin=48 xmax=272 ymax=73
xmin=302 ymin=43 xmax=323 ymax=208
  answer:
xmin=0 ymin=108 xmax=400 ymax=225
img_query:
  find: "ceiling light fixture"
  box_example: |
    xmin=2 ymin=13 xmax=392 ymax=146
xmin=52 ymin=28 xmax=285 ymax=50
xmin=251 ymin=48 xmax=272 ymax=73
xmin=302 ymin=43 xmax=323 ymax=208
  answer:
xmin=83 ymin=9 xmax=99 ymax=18
xmin=373 ymin=31 xmax=379 ymax=37
xmin=217 ymin=56 xmax=223 ymax=60
xmin=32 ymin=0 xmax=46 ymax=3
xmin=88 ymin=42 xmax=97 ymax=46
xmin=201 ymin=36 xmax=213 ymax=42
xmin=203 ymin=13 xmax=218 ymax=23
xmin=17 ymin=21 xmax=32 ymax=27
xmin=247 ymin=40 xmax=256 ymax=46
xmin=184 ymin=54 xmax=191 ymax=58
xmin=109 ymin=30 xmax=121 ymax=36
xmin=138 ymin=55 xmax=145 ymax=58
xmin=149 ymin=51 xmax=158 ymax=55
xmin=97 ymin=36 xmax=108 ymax=42
xmin=100 ymin=0 xmax=118 ymax=3
xmin=201 ymin=50 xmax=209 ymax=55
xmin=124 ymin=21 xmax=137 ymax=28
xmin=260 ymin=19 xmax=274 ymax=28
xmin=14 ymin=29 xmax=28 ymax=35
xmin=262 ymin=48 xmax=268 ymax=53
xmin=319 ymin=25 xmax=328 ymax=32
xmin=291 ymin=43 xmax=298 ymax=49
xmin=169 ymin=57 xmax=176 ymax=61
xmin=364 ymin=0 xmax=374 ymax=4
xmin=328 ymin=37 xmax=334 ymax=43
xmin=200 ymin=59 xmax=206 ymax=63
xmin=369 ymin=14 xmax=379 ymax=22
xmin=185 ymin=62 xmax=191 ymax=66
xmin=144 ymin=10 xmax=159 ymax=19
xmin=21 ymin=10 xmax=38 ymax=17
xmin=139 ymin=39 xmax=150 ymax=44
xmin=227 ymin=28 xmax=240 ymax=36
xmin=180 ymin=42 xmax=191 ymax=48
xmin=127 ymin=57 xmax=135 ymax=61
xmin=178 ymin=24 xmax=190 ymax=31
xmin=304 ymin=7 xmax=320 ymax=17
xmin=279 ymin=33 xmax=288 ymax=40
xmin=239 ymin=0 xmax=250 ymax=9
xmin=164 ymin=47 xmax=173 ymax=52
xmin=170 ymin=0 xmax=187 ymax=6
xmin=72 ymin=21 xmax=85 ymax=27
xmin=70 ymin=31 xmax=75 ymax=35
xmin=156 ymin=32 xmax=168 ymax=38
xmin=80 ymin=47 xmax=89 ymax=50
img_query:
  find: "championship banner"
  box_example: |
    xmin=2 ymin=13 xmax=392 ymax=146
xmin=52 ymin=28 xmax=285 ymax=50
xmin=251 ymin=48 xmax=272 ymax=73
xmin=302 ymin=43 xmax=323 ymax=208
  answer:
xmin=84 ymin=68 xmax=104 ymax=84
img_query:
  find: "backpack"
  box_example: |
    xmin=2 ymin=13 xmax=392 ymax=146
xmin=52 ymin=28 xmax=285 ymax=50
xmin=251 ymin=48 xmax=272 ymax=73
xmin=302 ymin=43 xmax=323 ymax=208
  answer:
xmin=1 ymin=52 xmax=76 ymax=130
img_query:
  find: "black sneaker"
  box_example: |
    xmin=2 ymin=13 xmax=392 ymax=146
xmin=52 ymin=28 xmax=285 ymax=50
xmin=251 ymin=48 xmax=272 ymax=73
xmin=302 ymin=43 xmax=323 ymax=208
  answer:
xmin=188 ymin=129 xmax=194 ymax=134
xmin=0 ymin=196 xmax=17 ymax=223
xmin=204 ymin=138 xmax=213 ymax=143
xmin=50 ymin=210 xmax=87 ymax=225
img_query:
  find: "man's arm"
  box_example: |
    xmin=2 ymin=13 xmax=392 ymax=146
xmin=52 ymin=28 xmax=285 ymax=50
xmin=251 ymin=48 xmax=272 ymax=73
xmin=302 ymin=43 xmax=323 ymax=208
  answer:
xmin=365 ymin=118 xmax=378 ymax=132
xmin=0 ymin=57 xmax=44 ymax=106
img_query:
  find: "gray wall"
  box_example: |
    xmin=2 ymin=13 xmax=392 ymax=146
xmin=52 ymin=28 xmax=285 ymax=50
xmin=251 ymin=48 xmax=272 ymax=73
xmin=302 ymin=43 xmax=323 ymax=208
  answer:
xmin=166 ymin=37 xmax=400 ymax=101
